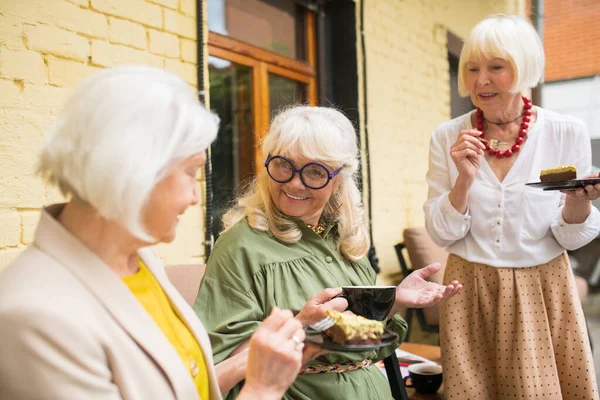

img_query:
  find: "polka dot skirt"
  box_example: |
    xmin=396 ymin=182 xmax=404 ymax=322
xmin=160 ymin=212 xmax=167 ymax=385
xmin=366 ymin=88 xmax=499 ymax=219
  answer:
xmin=440 ymin=252 xmax=598 ymax=399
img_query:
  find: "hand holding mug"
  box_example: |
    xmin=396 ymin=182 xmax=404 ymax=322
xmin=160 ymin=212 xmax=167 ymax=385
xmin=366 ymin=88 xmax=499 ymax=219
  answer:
xmin=337 ymin=286 xmax=396 ymax=321
xmin=295 ymin=288 xmax=348 ymax=326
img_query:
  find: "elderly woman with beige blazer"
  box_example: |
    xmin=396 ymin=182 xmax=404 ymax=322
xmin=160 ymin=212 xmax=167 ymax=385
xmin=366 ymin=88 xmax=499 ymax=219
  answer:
xmin=0 ymin=66 xmax=306 ymax=400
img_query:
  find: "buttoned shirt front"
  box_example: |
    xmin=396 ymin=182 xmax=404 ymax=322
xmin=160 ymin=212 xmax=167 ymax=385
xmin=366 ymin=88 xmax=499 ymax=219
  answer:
xmin=424 ymin=108 xmax=600 ymax=268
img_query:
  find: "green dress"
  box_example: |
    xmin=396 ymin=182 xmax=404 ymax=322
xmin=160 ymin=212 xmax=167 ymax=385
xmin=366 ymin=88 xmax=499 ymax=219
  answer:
xmin=194 ymin=218 xmax=407 ymax=400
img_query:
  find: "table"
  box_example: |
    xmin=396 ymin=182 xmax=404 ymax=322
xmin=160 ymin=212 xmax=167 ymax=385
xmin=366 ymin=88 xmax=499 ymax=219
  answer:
xmin=398 ymin=343 xmax=443 ymax=400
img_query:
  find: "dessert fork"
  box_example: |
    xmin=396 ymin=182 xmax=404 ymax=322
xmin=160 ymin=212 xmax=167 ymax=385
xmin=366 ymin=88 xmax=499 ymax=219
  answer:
xmin=308 ymin=316 xmax=335 ymax=332
xmin=477 ymin=137 xmax=511 ymax=151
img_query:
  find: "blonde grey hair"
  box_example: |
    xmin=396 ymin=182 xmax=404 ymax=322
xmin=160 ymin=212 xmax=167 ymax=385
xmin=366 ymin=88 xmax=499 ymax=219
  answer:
xmin=458 ymin=14 xmax=545 ymax=96
xmin=222 ymin=106 xmax=370 ymax=262
xmin=38 ymin=65 xmax=219 ymax=242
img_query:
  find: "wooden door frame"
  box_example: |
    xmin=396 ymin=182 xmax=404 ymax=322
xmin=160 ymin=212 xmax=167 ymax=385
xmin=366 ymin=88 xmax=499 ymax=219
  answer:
xmin=207 ymin=9 xmax=317 ymax=172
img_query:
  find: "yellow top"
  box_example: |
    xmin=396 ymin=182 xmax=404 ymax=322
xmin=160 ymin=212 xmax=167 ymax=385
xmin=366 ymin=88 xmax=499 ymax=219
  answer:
xmin=122 ymin=259 xmax=210 ymax=400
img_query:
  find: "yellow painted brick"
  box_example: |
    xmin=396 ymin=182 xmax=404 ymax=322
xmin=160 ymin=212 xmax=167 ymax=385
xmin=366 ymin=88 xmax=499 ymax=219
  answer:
xmin=45 ymin=185 xmax=66 ymax=205
xmin=108 ymin=17 xmax=146 ymax=50
xmin=164 ymin=58 xmax=196 ymax=85
xmin=164 ymin=9 xmax=196 ymax=39
xmin=147 ymin=0 xmax=178 ymax=10
xmin=0 ymin=108 xmax=55 ymax=142
xmin=26 ymin=24 xmax=90 ymax=62
xmin=91 ymin=40 xmax=163 ymax=68
xmin=154 ymin=203 xmax=204 ymax=263
xmin=21 ymin=84 xmax=72 ymax=116
xmin=0 ymin=210 xmax=21 ymax=247
xmin=180 ymin=0 xmax=195 ymax=16
xmin=0 ymin=247 xmax=24 ymax=271
xmin=91 ymin=0 xmax=162 ymax=29
xmin=41 ymin=0 xmax=107 ymax=39
xmin=0 ymin=15 xmax=24 ymax=50
xmin=21 ymin=210 xmax=41 ymax=245
xmin=1 ymin=0 xmax=107 ymax=39
xmin=0 ymin=49 xmax=47 ymax=85
xmin=48 ymin=58 xmax=103 ymax=88
xmin=0 ymin=175 xmax=46 ymax=208
xmin=0 ymin=79 xmax=23 ymax=109
xmin=65 ymin=0 xmax=89 ymax=6
xmin=180 ymin=38 xmax=196 ymax=63
xmin=148 ymin=29 xmax=180 ymax=58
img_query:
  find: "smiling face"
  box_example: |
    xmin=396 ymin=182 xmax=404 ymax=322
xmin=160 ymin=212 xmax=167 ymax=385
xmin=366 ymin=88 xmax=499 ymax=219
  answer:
xmin=465 ymin=58 xmax=521 ymax=114
xmin=141 ymin=151 xmax=206 ymax=243
xmin=268 ymin=155 xmax=341 ymax=226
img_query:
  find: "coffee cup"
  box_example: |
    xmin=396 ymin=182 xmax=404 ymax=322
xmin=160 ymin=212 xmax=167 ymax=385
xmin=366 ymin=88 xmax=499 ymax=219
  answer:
xmin=403 ymin=363 xmax=443 ymax=394
xmin=338 ymin=285 xmax=396 ymax=321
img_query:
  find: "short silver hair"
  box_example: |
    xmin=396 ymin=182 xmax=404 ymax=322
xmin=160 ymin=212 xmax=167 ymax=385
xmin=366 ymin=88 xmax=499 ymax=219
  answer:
xmin=38 ymin=65 xmax=218 ymax=241
xmin=458 ymin=14 xmax=545 ymax=96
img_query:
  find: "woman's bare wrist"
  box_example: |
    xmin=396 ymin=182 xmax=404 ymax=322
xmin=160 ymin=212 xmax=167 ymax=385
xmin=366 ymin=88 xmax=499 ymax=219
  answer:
xmin=239 ymin=383 xmax=283 ymax=400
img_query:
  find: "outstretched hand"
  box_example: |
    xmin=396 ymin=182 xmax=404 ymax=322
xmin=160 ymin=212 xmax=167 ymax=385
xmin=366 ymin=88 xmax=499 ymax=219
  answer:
xmin=394 ymin=263 xmax=462 ymax=309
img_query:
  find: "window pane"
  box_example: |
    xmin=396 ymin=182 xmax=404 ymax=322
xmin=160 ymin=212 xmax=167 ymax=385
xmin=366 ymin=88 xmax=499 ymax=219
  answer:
xmin=208 ymin=0 xmax=305 ymax=60
xmin=209 ymin=57 xmax=254 ymax=235
xmin=269 ymin=73 xmax=308 ymax=116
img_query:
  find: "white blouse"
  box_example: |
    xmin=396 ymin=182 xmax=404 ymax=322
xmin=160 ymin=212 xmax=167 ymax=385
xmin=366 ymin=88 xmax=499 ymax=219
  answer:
xmin=424 ymin=107 xmax=600 ymax=268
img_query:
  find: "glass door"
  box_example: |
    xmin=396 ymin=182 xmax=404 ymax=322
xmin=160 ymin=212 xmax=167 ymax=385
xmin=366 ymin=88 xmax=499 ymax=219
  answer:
xmin=207 ymin=0 xmax=317 ymax=235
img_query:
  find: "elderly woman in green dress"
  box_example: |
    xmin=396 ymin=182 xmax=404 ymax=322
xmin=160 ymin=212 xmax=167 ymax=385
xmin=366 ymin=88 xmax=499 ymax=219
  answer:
xmin=194 ymin=106 xmax=461 ymax=399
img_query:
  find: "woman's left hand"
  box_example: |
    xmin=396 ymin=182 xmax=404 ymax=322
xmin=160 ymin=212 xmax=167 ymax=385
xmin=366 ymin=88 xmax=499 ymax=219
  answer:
xmin=394 ymin=263 xmax=462 ymax=309
xmin=561 ymin=172 xmax=600 ymax=224
xmin=561 ymin=172 xmax=600 ymax=202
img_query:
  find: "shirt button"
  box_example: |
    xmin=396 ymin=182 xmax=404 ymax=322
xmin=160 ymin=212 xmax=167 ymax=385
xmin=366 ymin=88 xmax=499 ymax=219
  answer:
xmin=497 ymin=221 xmax=501 ymax=225
xmin=325 ymin=256 xmax=333 ymax=263
xmin=190 ymin=359 xmax=198 ymax=377
xmin=497 ymin=204 xmax=501 ymax=208
xmin=496 ymin=239 xmax=500 ymax=243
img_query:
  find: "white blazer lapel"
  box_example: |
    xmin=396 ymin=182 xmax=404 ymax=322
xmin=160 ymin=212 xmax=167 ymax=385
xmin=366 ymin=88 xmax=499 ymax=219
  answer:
xmin=139 ymin=248 xmax=223 ymax=400
xmin=34 ymin=206 xmax=200 ymax=400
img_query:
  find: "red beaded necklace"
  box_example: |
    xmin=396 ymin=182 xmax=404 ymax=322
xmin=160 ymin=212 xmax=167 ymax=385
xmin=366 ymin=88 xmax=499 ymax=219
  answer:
xmin=476 ymin=96 xmax=533 ymax=158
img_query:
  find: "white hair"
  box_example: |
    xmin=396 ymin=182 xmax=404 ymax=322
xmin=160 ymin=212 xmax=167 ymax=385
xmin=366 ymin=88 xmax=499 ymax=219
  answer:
xmin=38 ymin=65 xmax=219 ymax=241
xmin=458 ymin=14 xmax=545 ymax=96
xmin=223 ymin=106 xmax=370 ymax=262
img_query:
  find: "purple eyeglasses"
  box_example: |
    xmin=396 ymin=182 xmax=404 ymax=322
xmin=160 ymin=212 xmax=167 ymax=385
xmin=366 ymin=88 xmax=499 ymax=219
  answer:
xmin=264 ymin=155 xmax=344 ymax=190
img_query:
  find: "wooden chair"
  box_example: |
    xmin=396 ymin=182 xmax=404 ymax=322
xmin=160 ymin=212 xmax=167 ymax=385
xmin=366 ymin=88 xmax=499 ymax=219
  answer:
xmin=165 ymin=264 xmax=206 ymax=307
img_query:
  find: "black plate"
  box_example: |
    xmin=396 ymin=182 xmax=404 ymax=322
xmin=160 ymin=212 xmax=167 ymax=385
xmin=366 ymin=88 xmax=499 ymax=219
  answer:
xmin=525 ymin=178 xmax=600 ymax=191
xmin=304 ymin=328 xmax=399 ymax=352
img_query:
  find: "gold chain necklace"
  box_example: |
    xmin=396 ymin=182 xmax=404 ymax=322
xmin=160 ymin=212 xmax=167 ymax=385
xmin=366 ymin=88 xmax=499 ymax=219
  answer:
xmin=306 ymin=224 xmax=325 ymax=235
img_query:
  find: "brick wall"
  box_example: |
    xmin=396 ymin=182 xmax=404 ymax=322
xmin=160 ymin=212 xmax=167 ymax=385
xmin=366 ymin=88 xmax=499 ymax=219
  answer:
xmin=544 ymin=0 xmax=600 ymax=82
xmin=360 ymin=0 xmax=525 ymax=279
xmin=0 ymin=0 xmax=206 ymax=269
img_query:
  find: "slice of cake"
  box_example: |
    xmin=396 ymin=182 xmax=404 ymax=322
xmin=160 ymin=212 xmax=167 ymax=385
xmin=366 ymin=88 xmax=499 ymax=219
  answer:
xmin=540 ymin=165 xmax=576 ymax=182
xmin=323 ymin=310 xmax=384 ymax=346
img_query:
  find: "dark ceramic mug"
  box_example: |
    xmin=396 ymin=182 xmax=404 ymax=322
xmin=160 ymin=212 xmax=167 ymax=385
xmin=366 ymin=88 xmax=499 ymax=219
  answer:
xmin=337 ymin=285 xmax=396 ymax=321
xmin=403 ymin=363 xmax=443 ymax=394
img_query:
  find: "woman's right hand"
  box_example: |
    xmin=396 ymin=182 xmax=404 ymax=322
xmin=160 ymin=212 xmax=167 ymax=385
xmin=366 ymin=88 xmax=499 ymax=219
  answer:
xmin=242 ymin=307 xmax=305 ymax=400
xmin=450 ymin=129 xmax=486 ymax=181
xmin=295 ymin=288 xmax=348 ymax=326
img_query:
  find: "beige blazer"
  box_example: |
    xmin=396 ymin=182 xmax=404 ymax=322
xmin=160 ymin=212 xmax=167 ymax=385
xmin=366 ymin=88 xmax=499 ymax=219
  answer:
xmin=0 ymin=205 xmax=222 ymax=400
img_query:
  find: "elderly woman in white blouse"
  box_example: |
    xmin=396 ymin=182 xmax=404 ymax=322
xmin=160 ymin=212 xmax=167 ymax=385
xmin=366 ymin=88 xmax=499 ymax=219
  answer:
xmin=425 ymin=15 xmax=600 ymax=400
